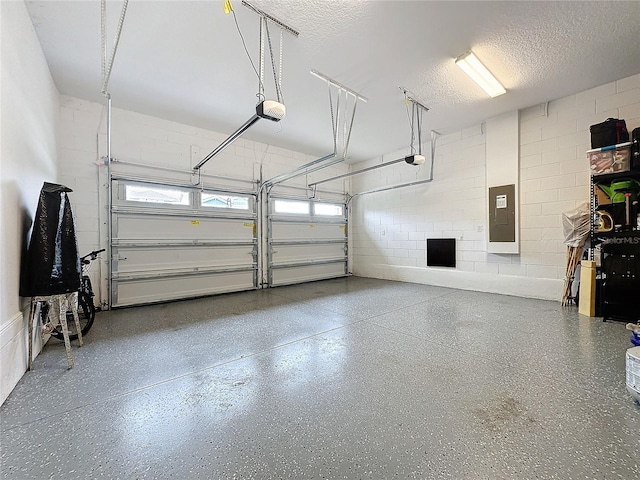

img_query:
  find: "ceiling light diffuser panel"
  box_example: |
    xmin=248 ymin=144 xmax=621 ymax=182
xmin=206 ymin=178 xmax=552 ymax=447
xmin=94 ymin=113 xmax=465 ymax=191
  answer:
xmin=455 ymin=51 xmax=506 ymax=98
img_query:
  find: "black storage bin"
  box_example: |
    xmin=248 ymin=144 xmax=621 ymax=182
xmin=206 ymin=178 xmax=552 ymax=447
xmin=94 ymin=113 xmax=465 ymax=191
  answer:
xmin=590 ymin=118 xmax=629 ymax=149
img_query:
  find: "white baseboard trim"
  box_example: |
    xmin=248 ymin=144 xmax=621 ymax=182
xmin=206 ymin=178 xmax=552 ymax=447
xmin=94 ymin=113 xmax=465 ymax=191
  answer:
xmin=1 ymin=309 xmax=44 ymax=405
xmin=1 ymin=311 xmax=27 ymax=405
xmin=353 ymin=263 xmax=562 ymax=301
xmin=0 ymin=311 xmax=24 ymax=351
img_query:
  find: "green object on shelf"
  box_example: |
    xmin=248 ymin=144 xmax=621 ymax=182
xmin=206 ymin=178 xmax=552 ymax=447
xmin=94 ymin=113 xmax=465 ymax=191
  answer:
xmin=597 ymin=179 xmax=640 ymax=203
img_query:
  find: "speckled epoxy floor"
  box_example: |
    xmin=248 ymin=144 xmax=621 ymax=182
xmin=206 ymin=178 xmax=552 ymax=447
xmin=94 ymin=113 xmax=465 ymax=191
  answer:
xmin=1 ymin=277 xmax=638 ymax=479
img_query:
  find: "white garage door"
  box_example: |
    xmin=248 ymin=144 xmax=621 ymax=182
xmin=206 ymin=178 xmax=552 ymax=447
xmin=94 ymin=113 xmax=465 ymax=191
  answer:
xmin=110 ymin=175 xmax=257 ymax=307
xmin=267 ymin=193 xmax=348 ymax=287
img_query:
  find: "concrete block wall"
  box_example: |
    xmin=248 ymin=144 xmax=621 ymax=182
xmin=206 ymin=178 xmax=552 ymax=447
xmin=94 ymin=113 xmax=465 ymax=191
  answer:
xmin=57 ymin=95 xmax=349 ymax=305
xmin=350 ymin=73 xmax=640 ymax=300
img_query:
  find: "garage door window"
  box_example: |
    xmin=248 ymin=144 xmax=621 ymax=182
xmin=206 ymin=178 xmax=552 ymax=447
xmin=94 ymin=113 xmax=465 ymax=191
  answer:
xmin=314 ymin=203 xmax=343 ymax=216
xmin=201 ymin=193 xmax=250 ymax=210
xmin=125 ymin=184 xmax=191 ymax=206
xmin=274 ymin=199 xmax=310 ymax=215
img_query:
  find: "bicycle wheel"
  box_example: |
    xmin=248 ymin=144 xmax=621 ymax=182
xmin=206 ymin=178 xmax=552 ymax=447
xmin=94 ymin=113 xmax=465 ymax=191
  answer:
xmin=51 ymin=291 xmax=96 ymax=341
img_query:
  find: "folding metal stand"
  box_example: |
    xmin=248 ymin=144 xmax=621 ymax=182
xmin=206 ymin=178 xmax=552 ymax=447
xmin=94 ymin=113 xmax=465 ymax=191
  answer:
xmin=28 ymin=292 xmax=83 ymax=370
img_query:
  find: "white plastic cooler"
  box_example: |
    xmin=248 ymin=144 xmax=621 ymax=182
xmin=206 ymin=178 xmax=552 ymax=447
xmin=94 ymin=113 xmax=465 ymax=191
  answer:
xmin=627 ymin=346 xmax=640 ymax=403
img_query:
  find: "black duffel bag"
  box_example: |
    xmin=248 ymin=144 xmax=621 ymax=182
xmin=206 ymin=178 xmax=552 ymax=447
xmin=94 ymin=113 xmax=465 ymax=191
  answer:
xmin=590 ymin=118 xmax=629 ymax=149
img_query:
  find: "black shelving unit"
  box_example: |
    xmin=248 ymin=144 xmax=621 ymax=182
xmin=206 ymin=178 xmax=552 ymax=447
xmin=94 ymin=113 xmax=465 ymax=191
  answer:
xmin=589 ymin=163 xmax=640 ymax=322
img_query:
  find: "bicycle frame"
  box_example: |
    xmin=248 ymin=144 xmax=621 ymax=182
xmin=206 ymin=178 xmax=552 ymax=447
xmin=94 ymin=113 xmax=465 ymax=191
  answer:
xmin=79 ymin=249 xmax=104 ymax=299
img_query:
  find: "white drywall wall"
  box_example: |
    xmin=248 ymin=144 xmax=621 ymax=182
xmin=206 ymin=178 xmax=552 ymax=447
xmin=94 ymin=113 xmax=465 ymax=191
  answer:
xmin=1 ymin=0 xmax=59 ymax=405
xmin=351 ymin=73 xmax=640 ymax=300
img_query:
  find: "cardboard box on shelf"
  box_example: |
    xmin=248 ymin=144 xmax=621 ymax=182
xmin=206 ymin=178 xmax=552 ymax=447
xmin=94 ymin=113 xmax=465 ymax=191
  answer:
xmin=593 ymin=185 xmax=611 ymax=205
xmin=594 ymin=184 xmax=612 ymax=205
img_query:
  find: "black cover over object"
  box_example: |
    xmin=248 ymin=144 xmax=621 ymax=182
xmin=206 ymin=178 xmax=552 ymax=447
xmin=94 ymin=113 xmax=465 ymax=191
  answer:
xmin=20 ymin=182 xmax=81 ymax=297
xmin=589 ymin=118 xmax=629 ymax=148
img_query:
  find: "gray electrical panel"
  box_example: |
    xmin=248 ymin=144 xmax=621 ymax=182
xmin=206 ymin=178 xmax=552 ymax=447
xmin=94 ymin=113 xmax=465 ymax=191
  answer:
xmin=488 ymin=184 xmax=516 ymax=242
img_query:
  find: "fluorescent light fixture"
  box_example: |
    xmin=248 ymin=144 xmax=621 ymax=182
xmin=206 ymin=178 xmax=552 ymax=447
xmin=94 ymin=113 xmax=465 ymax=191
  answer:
xmin=455 ymin=51 xmax=506 ymax=98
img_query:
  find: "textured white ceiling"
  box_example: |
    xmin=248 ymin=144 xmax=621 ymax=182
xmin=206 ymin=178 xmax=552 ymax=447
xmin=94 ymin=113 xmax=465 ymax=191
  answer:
xmin=26 ymin=0 xmax=640 ymax=163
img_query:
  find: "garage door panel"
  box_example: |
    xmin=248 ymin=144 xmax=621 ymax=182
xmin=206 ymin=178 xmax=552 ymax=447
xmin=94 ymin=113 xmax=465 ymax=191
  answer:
xmin=110 ymin=175 xmax=258 ymax=307
xmin=271 ymin=223 xmax=346 ymax=241
xmin=114 ymin=245 xmax=255 ymax=273
xmin=115 ymin=214 xmax=255 ymax=241
xmin=112 ymin=270 xmax=255 ymax=307
xmin=271 ymin=263 xmax=347 ymax=286
xmin=271 ymin=243 xmax=345 ymax=265
xmin=267 ymin=194 xmax=347 ymax=287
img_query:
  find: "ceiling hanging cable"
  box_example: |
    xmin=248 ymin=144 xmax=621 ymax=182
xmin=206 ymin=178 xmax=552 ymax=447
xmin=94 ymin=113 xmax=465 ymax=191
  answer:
xmin=231 ymin=7 xmax=264 ymax=101
xmin=278 ymin=29 xmax=284 ymax=99
xmin=293 ymin=77 xmax=361 ymax=179
xmin=261 ymin=70 xmax=366 ymax=190
xmin=258 ymin=16 xmax=265 ymax=101
xmin=403 ymin=89 xmax=415 ymax=155
xmin=259 ymin=79 xmax=343 ymax=190
xmin=404 ymin=93 xmax=412 ymax=133
xmin=348 ymin=129 xmax=440 ymax=204
xmin=264 ymin=21 xmax=283 ymax=103
xmin=410 ymin=102 xmax=416 ymax=155
xmin=347 ymin=140 xmax=438 ymax=204
xmin=312 ymin=88 xmax=433 ymax=188
xmin=193 ymin=2 xmax=298 ymax=173
xmin=417 ymin=104 xmax=423 ymax=156
xmin=310 ymin=90 xmax=422 ymax=187
xmin=399 ymin=87 xmax=429 ymax=165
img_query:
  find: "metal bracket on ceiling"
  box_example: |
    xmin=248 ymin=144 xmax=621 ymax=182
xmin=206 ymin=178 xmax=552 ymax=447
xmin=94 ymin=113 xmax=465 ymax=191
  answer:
xmin=241 ymin=1 xmax=300 ymax=37
xmin=399 ymin=87 xmax=429 ymax=113
xmin=192 ymin=2 xmax=299 ymax=177
xmin=308 ymin=88 xmax=430 ymax=188
xmin=399 ymin=87 xmax=430 ymax=156
xmin=243 ymin=0 xmax=298 ymax=102
xmin=259 ymin=71 xmax=367 ymax=190
xmin=100 ymin=0 xmax=129 ymax=95
xmin=311 ymin=70 xmax=368 ymax=103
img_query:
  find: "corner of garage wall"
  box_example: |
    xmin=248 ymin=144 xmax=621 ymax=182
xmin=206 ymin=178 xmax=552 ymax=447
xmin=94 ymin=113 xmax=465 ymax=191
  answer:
xmin=350 ymin=73 xmax=640 ymax=301
xmin=1 ymin=0 xmax=60 ymax=405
